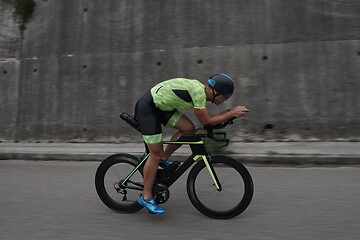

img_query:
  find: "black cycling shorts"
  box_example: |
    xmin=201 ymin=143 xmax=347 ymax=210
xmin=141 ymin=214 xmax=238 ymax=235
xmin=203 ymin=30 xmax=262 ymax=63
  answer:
xmin=134 ymin=91 xmax=183 ymax=143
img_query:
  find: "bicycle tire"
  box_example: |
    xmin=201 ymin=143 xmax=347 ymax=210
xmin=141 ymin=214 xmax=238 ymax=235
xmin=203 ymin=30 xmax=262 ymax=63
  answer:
xmin=186 ymin=155 xmax=253 ymax=219
xmin=95 ymin=154 xmax=144 ymax=213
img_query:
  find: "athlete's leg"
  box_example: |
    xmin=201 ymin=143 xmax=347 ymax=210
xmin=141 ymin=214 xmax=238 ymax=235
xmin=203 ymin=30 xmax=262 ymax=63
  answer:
xmin=142 ymin=142 xmax=163 ymax=200
xmin=163 ymin=114 xmax=195 ymax=160
xmin=134 ymin=92 xmax=164 ymax=200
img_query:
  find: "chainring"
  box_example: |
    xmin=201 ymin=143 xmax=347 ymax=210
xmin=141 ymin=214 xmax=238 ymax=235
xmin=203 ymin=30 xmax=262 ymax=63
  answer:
xmin=152 ymin=183 xmax=170 ymax=204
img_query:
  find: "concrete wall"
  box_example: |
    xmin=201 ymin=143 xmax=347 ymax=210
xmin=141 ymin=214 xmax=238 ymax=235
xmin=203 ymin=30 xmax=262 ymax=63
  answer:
xmin=0 ymin=1 xmax=21 ymax=140
xmin=1 ymin=0 xmax=359 ymax=142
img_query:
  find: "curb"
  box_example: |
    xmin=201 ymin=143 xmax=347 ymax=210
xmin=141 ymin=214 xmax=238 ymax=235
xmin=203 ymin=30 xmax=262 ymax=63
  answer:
xmin=232 ymin=154 xmax=360 ymax=165
xmin=1 ymin=152 xmax=359 ymax=166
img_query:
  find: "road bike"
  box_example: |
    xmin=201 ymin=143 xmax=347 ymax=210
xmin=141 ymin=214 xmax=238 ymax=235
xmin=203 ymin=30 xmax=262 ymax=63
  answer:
xmin=95 ymin=113 xmax=254 ymax=219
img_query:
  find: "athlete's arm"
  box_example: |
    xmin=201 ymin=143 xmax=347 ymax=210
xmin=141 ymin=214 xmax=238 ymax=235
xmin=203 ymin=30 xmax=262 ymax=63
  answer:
xmin=194 ymin=106 xmax=249 ymax=126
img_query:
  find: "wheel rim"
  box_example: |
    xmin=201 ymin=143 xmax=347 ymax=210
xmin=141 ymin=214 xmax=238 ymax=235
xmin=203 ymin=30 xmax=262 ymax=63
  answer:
xmin=192 ymin=162 xmax=247 ymax=214
xmin=103 ymin=162 xmax=143 ymax=206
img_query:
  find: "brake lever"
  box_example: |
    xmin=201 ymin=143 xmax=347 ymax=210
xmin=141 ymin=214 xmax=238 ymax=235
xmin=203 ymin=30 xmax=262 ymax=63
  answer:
xmin=226 ymin=117 xmax=236 ymax=125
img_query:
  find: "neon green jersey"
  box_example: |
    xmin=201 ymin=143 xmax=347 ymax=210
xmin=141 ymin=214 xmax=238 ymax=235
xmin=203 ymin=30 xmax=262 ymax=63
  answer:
xmin=150 ymin=78 xmax=206 ymax=112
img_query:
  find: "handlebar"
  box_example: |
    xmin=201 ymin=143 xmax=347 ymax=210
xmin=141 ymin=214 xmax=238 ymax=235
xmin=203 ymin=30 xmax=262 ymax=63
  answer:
xmin=203 ymin=117 xmax=236 ymax=132
xmin=201 ymin=117 xmax=236 ymax=148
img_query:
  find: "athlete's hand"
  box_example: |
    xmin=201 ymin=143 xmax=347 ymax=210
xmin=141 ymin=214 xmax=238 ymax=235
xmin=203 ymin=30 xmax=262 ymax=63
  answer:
xmin=230 ymin=106 xmax=249 ymax=117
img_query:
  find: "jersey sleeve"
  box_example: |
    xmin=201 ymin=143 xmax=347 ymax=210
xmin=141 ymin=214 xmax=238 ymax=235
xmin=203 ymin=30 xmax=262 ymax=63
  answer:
xmin=191 ymin=86 xmax=206 ymax=110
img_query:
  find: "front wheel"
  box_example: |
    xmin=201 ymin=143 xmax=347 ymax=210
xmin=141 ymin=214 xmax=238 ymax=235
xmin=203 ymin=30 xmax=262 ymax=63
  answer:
xmin=186 ymin=156 xmax=253 ymax=219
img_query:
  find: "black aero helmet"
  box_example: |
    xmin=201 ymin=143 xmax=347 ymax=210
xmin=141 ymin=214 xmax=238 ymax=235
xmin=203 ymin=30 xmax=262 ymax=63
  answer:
xmin=208 ymin=73 xmax=234 ymax=100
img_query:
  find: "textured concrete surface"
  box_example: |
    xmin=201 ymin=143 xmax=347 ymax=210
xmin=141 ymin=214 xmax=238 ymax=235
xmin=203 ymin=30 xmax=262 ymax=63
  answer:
xmin=0 ymin=160 xmax=359 ymax=240
xmin=1 ymin=1 xmax=359 ymax=141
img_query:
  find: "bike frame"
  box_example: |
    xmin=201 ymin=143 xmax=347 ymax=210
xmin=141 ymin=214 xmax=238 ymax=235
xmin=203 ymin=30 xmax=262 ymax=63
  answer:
xmin=120 ymin=135 xmax=222 ymax=191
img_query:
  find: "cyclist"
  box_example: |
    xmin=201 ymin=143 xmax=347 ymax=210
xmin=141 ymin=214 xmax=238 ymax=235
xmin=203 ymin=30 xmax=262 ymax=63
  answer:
xmin=135 ymin=73 xmax=249 ymax=214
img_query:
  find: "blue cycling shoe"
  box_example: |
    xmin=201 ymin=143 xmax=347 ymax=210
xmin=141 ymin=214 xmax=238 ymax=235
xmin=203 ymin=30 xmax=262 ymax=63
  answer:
xmin=137 ymin=195 xmax=166 ymax=214
xmin=159 ymin=160 xmax=171 ymax=168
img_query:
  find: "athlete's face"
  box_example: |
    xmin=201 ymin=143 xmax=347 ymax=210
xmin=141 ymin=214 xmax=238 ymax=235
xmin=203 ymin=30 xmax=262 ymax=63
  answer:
xmin=213 ymin=94 xmax=227 ymax=105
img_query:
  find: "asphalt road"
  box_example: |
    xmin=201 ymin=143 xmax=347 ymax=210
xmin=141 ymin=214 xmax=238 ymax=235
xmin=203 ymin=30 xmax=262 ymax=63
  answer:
xmin=0 ymin=160 xmax=359 ymax=240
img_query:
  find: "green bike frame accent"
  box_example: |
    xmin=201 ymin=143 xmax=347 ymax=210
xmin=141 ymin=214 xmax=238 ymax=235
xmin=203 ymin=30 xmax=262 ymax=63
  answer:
xmin=119 ymin=128 xmax=222 ymax=190
xmin=121 ymin=153 xmax=150 ymax=187
xmin=120 ymin=139 xmax=222 ymax=192
xmin=163 ymin=140 xmax=204 ymax=145
xmin=197 ymin=155 xmax=221 ymax=191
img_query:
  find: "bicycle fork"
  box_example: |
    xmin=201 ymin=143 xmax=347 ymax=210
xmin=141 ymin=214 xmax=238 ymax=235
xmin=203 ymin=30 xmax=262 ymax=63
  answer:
xmin=194 ymin=155 xmax=222 ymax=191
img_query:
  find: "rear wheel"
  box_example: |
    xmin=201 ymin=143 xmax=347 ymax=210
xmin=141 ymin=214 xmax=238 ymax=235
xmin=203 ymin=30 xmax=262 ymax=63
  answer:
xmin=187 ymin=156 xmax=253 ymax=219
xmin=95 ymin=154 xmax=144 ymax=213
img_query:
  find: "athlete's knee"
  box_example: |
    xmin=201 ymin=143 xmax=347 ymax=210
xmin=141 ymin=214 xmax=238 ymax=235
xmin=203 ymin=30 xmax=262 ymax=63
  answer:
xmin=146 ymin=142 xmax=164 ymax=161
xmin=150 ymin=148 xmax=164 ymax=161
